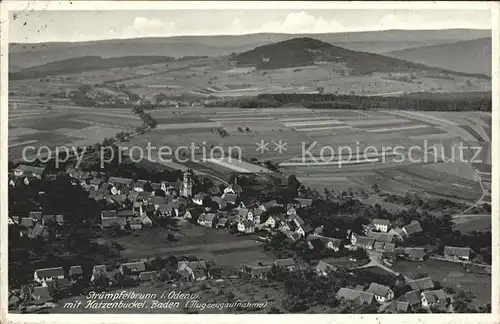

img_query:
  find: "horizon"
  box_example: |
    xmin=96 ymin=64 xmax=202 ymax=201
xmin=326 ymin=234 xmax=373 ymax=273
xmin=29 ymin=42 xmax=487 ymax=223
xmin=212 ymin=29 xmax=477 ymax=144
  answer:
xmin=9 ymin=9 xmax=492 ymax=43
xmin=9 ymin=27 xmax=493 ymax=45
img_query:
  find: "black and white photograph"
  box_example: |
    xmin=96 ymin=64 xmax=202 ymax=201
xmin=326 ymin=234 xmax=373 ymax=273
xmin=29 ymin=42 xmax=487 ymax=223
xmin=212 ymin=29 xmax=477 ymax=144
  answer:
xmin=1 ymin=1 xmax=498 ymax=320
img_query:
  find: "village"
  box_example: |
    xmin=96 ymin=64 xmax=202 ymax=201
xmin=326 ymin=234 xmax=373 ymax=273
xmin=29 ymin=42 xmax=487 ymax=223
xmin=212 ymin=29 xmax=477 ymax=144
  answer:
xmin=7 ymin=160 xmax=489 ymax=314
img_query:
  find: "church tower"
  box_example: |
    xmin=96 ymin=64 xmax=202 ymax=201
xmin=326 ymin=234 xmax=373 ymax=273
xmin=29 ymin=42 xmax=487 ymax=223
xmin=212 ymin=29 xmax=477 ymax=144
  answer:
xmin=182 ymin=169 xmax=193 ymax=198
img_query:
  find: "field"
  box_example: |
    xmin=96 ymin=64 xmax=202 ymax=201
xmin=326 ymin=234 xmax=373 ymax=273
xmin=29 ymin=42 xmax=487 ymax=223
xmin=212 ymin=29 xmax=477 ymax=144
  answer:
xmin=391 ymin=259 xmax=491 ymax=306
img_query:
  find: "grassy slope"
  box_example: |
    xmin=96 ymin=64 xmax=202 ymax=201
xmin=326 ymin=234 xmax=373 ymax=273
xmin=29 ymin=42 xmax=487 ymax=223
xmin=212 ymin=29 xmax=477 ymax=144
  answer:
xmin=383 ymin=38 xmax=492 ymax=76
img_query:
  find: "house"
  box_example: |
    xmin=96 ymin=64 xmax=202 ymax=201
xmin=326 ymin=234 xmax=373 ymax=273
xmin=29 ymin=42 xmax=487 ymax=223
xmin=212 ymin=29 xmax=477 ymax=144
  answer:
xmin=260 ymin=200 xmax=282 ymax=212
xmin=192 ymin=192 xmax=207 ymax=205
xmin=222 ymin=193 xmax=238 ymax=205
xmin=216 ymin=217 xmax=228 ymax=229
xmin=262 ymin=214 xmax=285 ymax=228
xmin=337 ymin=288 xmax=375 ymax=305
xmin=295 ymin=198 xmax=313 ymax=208
xmin=28 ymin=223 xmax=45 ymax=239
xmin=367 ymin=282 xmax=394 ymax=302
xmin=238 ymin=198 xmax=258 ymax=210
xmin=315 ymin=260 xmax=338 ymax=276
xmin=249 ymin=266 xmax=272 ymax=279
xmin=177 ymin=261 xmax=207 ymax=281
xmin=307 ymin=234 xmax=343 ymax=251
xmin=421 ymin=290 xmax=447 ymax=308
xmin=373 ymin=241 xmax=386 ymax=252
xmin=129 ymin=219 xmax=143 ymax=230
xmin=444 ymin=246 xmax=471 ymax=261
xmin=34 ymin=267 xmax=65 ymax=284
xmin=101 ymin=217 xmax=121 ymax=228
xmin=42 ymin=215 xmax=56 ymax=227
xmin=91 ymin=265 xmax=108 ymax=282
xmin=134 ymin=180 xmax=149 ymax=192
xmin=367 ymin=231 xmax=394 ymax=243
xmin=403 ymin=248 xmax=426 ymax=261
xmin=408 ymin=277 xmax=434 ymax=291
xmin=14 ymin=165 xmax=46 ymax=178
xmin=108 ymin=177 xmax=134 ymax=187
xmin=110 ymin=194 xmax=128 ymax=205
xmin=139 ymin=271 xmax=158 ymax=282
xmin=237 ymin=220 xmax=255 ymax=234
xmin=404 ymin=290 xmax=423 ymax=307
xmin=372 ymin=218 xmax=391 ymax=232
xmin=157 ymin=203 xmax=175 ymax=217
xmin=29 ymin=211 xmax=43 ymax=222
xmin=184 ymin=209 xmax=202 ymax=221
xmin=69 ymin=265 xmax=84 ymax=280
xmin=32 ymin=286 xmax=52 ymax=301
xmin=117 ymin=209 xmax=135 ymax=218
xmin=89 ymin=178 xmax=103 ymax=191
xmin=351 ymin=234 xmax=375 ymax=250
xmin=198 ymin=213 xmax=216 ymax=227
xmin=383 ymin=300 xmax=410 ymax=313
xmin=120 ymin=262 xmax=146 ymax=275
xmin=140 ymin=215 xmax=153 ymax=227
xmin=101 ymin=210 xmax=117 ymax=220
xmin=212 ymin=196 xmax=228 ymax=210
xmin=402 ymin=220 xmax=423 ymax=236
xmin=286 ymin=206 xmax=297 ymax=216
xmin=275 ymin=258 xmax=295 ymax=270
xmin=208 ymin=267 xmax=224 ymax=280
xmin=20 ymin=217 xmax=34 ymax=228
xmin=224 ymin=183 xmax=243 ymax=195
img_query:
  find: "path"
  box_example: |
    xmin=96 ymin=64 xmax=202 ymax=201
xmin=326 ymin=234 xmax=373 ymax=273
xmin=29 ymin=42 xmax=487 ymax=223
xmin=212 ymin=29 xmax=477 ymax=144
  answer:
xmin=453 ymin=169 xmax=488 ymax=217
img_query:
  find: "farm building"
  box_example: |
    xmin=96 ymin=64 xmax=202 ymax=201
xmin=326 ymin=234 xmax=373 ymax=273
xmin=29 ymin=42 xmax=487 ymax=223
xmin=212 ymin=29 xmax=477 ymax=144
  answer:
xmin=404 ymin=290 xmax=422 ymax=307
xmin=275 ymin=258 xmax=296 ymax=270
xmin=315 ymin=260 xmax=338 ymax=276
xmin=444 ymin=246 xmax=471 ymax=261
xmin=408 ymin=277 xmax=434 ymax=291
xmin=139 ymin=271 xmax=158 ymax=282
xmin=337 ymin=288 xmax=375 ymax=305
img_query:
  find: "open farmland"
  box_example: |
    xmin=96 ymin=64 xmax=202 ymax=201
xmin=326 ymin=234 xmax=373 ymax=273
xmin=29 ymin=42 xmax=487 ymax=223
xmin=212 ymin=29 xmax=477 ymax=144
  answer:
xmin=392 ymin=259 xmax=491 ymax=306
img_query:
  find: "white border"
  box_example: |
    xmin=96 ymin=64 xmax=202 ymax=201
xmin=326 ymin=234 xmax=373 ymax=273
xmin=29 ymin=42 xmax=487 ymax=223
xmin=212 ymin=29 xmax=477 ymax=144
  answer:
xmin=1 ymin=2 xmax=499 ymax=324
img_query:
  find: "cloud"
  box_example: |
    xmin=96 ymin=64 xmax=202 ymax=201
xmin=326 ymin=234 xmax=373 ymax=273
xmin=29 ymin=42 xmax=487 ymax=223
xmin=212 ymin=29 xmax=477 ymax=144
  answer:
xmin=257 ymin=11 xmax=345 ymax=34
xmin=379 ymin=12 xmax=491 ymax=30
xmin=122 ymin=16 xmax=176 ymax=38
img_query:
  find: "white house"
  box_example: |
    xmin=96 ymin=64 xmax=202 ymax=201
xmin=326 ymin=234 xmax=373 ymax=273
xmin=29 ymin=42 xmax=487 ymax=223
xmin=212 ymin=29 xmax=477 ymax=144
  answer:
xmin=421 ymin=290 xmax=447 ymax=308
xmin=372 ymin=218 xmax=390 ymax=233
xmin=197 ymin=213 xmax=216 ymax=227
xmin=367 ymin=282 xmax=394 ymax=302
xmin=237 ymin=220 xmax=255 ymax=234
xmin=34 ymin=267 xmax=65 ymax=284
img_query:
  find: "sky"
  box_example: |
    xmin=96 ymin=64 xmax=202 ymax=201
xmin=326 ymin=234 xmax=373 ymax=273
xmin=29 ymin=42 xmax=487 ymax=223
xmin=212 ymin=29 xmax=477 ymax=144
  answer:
xmin=9 ymin=9 xmax=492 ymax=43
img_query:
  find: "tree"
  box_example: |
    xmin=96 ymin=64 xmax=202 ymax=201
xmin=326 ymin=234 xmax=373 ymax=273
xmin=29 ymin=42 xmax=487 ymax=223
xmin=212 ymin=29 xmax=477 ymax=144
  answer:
xmin=287 ymin=175 xmax=301 ymax=192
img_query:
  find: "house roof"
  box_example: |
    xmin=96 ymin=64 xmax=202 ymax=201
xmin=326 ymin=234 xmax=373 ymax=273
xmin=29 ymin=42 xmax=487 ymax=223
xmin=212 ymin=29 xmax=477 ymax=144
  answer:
xmin=373 ymin=241 xmax=385 ymax=250
xmin=93 ymin=265 xmax=107 ymax=274
xmin=367 ymin=282 xmax=392 ymax=297
xmin=20 ymin=217 xmax=34 ymax=228
xmin=386 ymin=300 xmax=409 ymax=312
xmin=422 ymin=290 xmax=446 ymax=304
xmin=222 ymin=193 xmax=238 ymax=203
xmin=32 ymin=286 xmax=51 ymax=300
xmin=108 ymin=177 xmax=134 ymax=185
xmin=403 ymin=221 xmax=423 ymax=235
xmin=69 ymin=265 xmax=83 ymax=276
xmin=384 ymin=243 xmax=396 ymax=252
xmin=121 ymin=262 xmax=146 ymax=272
xmin=29 ymin=211 xmax=43 ymax=220
xmin=110 ymin=194 xmax=127 ymax=203
xmin=139 ymin=271 xmax=158 ymax=281
xmin=134 ymin=180 xmax=149 ymax=188
xmin=150 ymin=196 xmax=167 ymax=205
xmin=117 ymin=209 xmax=134 ymax=217
xmin=356 ymin=236 xmax=375 ymax=247
xmin=404 ymin=247 xmax=426 ymax=259
xmin=193 ymin=192 xmax=207 ymax=200
xmin=226 ymin=183 xmax=243 ymax=193
xmin=367 ymin=231 xmax=394 ymax=243
xmin=404 ymin=290 xmax=422 ymax=306
xmin=35 ymin=267 xmax=64 ymax=278
xmin=239 ymin=198 xmax=258 ymax=208
xmin=90 ymin=178 xmax=103 ymax=185
xmin=29 ymin=223 xmax=45 ymax=238
xmin=444 ymin=246 xmax=471 ymax=257
xmin=337 ymin=288 xmax=374 ymax=305
xmin=185 ymin=208 xmax=203 ymax=218
xmin=137 ymin=191 xmax=153 ymax=198
xmin=308 ymin=234 xmax=342 ymax=247
xmin=275 ymin=258 xmax=295 ymax=267
xmin=408 ymin=277 xmax=435 ymax=291
xmin=101 ymin=217 xmax=120 ymax=227
xmin=199 ymin=213 xmax=216 ymax=222
xmin=101 ymin=210 xmax=117 ymax=219
xmin=42 ymin=215 xmax=56 ymax=225
xmin=178 ymin=260 xmax=207 ymax=271
xmin=316 ymin=260 xmax=337 ymax=273
xmin=262 ymin=200 xmax=280 ymax=210
xmin=15 ymin=164 xmax=46 ymax=175
xmin=128 ymin=191 xmax=140 ymax=201
xmin=238 ymin=208 xmax=249 ymax=217
xmin=373 ymin=218 xmax=390 ymax=226
xmin=295 ymin=198 xmax=313 ymax=206
xmin=250 ymin=266 xmax=272 ymax=275
xmin=217 ymin=217 xmax=228 ymax=225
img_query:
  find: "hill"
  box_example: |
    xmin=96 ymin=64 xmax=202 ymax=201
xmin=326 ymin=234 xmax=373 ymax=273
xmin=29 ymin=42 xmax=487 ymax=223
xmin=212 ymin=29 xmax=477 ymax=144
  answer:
xmin=9 ymin=29 xmax=490 ymax=70
xmin=9 ymin=55 xmax=175 ymax=80
xmin=383 ymin=38 xmax=492 ymax=76
xmin=234 ymin=37 xmax=489 ymax=77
